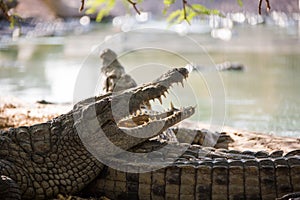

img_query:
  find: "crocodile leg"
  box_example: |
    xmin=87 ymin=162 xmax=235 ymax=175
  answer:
xmin=0 ymin=175 xmax=21 ymax=200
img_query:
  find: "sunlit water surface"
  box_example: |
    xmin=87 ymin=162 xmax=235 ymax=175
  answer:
xmin=0 ymin=24 xmax=299 ymax=137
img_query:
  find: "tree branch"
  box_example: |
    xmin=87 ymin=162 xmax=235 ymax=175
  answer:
xmin=182 ymin=0 xmax=187 ymax=21
xmin=127 ymin=0 xmax=141 ymax=15
xmin=265 ymin=0 xmax=271 ymax=12
xmin=0 ymin=0 xmax=11 ymax=21
xmin=258 ymin=0 xmax=271 ymax=15
xmin=79 ymin=0 xmax=85 ymax=12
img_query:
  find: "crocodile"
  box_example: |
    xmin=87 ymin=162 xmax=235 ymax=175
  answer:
xmin=88 ymin=142 xmax=300 ymax=200
xmin=85 ymin=49 xmax=300 ymax=200
xmin=99 ymin=48 xmax=137 ymax=95
xmin=0 ymin=50 xmax=299 ymax=200
xmin=0 ymin=67 xmax=195 ymax=199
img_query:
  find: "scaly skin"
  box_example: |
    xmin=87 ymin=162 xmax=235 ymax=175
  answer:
xmin=85 ymin=49 xmax=300 ymax=200
xmin=1 ymin=49 xmax=299 ymax=199
xmin=0 ymin=67 xmax=194 ymax=199
xmin=91 ymin=143 xmax=300 ymax=200
xmin=99 ymin=49 xmax=137 ymax=94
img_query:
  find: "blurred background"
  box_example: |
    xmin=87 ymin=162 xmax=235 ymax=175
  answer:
xmin=0 ymin=0 xmax=299 ymax=137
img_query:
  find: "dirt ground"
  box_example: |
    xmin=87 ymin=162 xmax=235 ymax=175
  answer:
xmin=179 ymin=120 xmax=300 ymax=154
xmin=1 ymin=96 xmax=299 ymax=154
xmin=0 ymin=96 xmax=71 ymax=129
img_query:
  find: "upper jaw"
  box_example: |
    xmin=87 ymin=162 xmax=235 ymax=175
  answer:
xmin=112 ymin=67 xmax=189 ymax=115
xmin=110 ymin=67 xmax=192 ymax=125
xmin=135 ymin=67 xmax=188 ymax=104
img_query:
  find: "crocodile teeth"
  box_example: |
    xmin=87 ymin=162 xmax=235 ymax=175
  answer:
xmin=158 ymin=97 xmax=163 ymax=104
xmin=143 ymin=101 xmax=151 ymax=109
xmin=180 ymin=80 xmax=184 ymax=87
xmin=162 ymin=92 xmax=167 ymax=98
xmin=170 ymin=102 xmax=175 ymax=110
xmin=136 ymin=110 xmax=141 ymax=116
xmin=144 ymin=101 xmax=151 ymax=108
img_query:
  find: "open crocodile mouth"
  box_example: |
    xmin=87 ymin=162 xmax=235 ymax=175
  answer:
xmin=118 ymin=104 xmax=194 ymax=128
xmin=116 ymin=67 xmax=195 ymax=130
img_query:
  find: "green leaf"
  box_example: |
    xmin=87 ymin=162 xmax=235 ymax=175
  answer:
xmin=164 ymin=0 xmax=176 ymax=6
xmin=163 ymin=0 xmax=176 ymax=15
xmin=85 ymin=0 xmax=115 ymax=22
xmin=167 ymin=9 xmax=183 ymax=24
xmin=86 ymin=7 xmax=96 ymax=14
xmin=237 ymin=0 xmax=243 ymax=7
xmin=186 ymin=8 xmax=197 ymax=22
xmin=96 ymin=10 xmax=105 ymax=21
xmin=175 ymin=11 xmax=185 ymax=24
xmin=191 ymin=4 xmax=221 ymax=16
xmin=85 ymin=0 xmax=225 ymax=24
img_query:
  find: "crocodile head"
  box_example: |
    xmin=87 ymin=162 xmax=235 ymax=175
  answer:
xmin=74 ymin=67 xmax=195 ymax=154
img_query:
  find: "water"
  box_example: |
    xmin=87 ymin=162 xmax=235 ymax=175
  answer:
xmin=0 ymin=24 xmax=299 ymax=137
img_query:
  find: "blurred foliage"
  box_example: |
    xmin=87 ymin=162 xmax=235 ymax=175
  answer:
xmin=236 ymin=0 xmax=243 ymax=7
xmin=85 ymin=0 xmax=244 ymax=23
xmin=85 ymin=0 xmax=116 ymax=22
xmin=0 ymin=0 xmax=20 ymax=28
xmin=1 ymin=0 xmax=273 ymax=26
xmin=0 ymin=0 xmax=10 ymax=20
xmin=166 ymin=3 xmax=221 ymax=24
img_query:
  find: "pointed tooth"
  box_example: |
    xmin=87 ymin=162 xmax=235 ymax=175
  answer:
xmin=180 ymin=80 xmax=184 ymax=87
xmin=170 ymin=102 xmax=175 ymax=110
xmin=136 ymin=110 xmax=140 ymax=115
xmin=158 ymin=97 xmax=163 ymax=104
xmin=144 ymin=101 xmax=149 ymax=107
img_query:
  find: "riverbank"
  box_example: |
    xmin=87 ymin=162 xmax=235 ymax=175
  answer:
xmin=0 ymin=96 xmax=71 ymax=129
xmin=1 ymin=96 xmax=299 ymax=154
